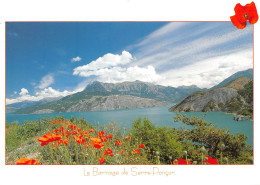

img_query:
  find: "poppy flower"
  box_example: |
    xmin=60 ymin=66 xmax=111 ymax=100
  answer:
xmin=98 ymin=131 xmax=105 ymax=136
xmin=173 ymin=158 xmax=191 ymax=165
xmin=115 ymin=140 xmax=122 ymax=146
xmin=16 ymin=158 xmax=41 ymax=165
xmin=64 ymin=139 xmax=69 ymax=146
xmin=131 ymin=150 xmax=141 ymax=155
xmin=99 ymin=157 xmax=105 ymax=164
xmin=204 ymin=155 xmax=218 ymax=165
xmin=125 ymin=136 xmax=131 ymax=141
xmin=90 ymin=138 xmax=102 ymax=143
xmin=93 ymin=143 xmax=104 ymax=149
xmin=118 ymin=150 xmax=124 ymax=155
xmin=104 ymin=148 xmax=114 ymax=156
xmin=139 ymin=144 xmax=145 ymax=148
xmin=89 ymin=129 xmax=94 ymax=133
xmin=38 ymin=134 xmax=62 ymax=146
xmin=230 ymin=2 xmax=258 ymax=29
xmin=107 ymin=134 xmax=112 ymax=139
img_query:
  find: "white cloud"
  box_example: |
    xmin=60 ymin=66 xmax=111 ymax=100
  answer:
xmin=73 ymin=51 xmax=162 ymax=84
xmin=159 ymin=49 xmax=252 ymax=88
xmin=13 ymin=91 xmax=17 ymax=95
xmin=73 ymin=51 xmax=132 ymax=76
xmin=71 ymin=56 xmax=82 ymax=62
xmin=89 ymin=65 xmax=163 ymax=83
xmin=19 ymin=88 xmax=29 ymax=96
xmin=126 ymin=22 xmax=253 ymax=88
xmin=131 ymin=22 xmax=253 ymax=71
xmin=37 ymin=74 xmax=54 ymax=89
xmin=35 ymin=87 xmax=76 ymax=98
xmin=6 ymin=87 xmax=79 ymax=105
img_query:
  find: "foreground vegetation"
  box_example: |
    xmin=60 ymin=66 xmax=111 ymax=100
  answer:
xmin=6 ymin=114 xmax=253 ymax=165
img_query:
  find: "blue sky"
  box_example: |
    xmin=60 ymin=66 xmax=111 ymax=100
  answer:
xmin=6 ymin=22 xmax=253 ymax=104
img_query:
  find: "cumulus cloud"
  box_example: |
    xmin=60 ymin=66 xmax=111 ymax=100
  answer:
xmin=73 ymin=51 xmax=132 ymax=76
xmin=19 ymin=88 xmax=29 ymax=96
xmin=71 ymin=56 xmax=82 ymax=62
xmin=37 ymin=74 xmax=54 ymax=89
xmin=73 ymin=51 xmax=162 ymax=83
xmin=6 ymin=87 xmax=79 ymax=105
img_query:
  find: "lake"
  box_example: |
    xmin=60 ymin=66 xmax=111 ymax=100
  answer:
xmin=6 ymin=106 xmax=253 ymax=146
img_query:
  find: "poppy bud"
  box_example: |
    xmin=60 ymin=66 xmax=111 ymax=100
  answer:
xmin=223 ymin=157 xmax=228 ymax=164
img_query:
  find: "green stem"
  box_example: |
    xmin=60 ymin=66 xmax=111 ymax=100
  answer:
xmin=221 ymin=151 xmax=223 ymax=164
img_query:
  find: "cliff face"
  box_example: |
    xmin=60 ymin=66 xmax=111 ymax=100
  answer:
xmin=67 ymin=95 xmax=169 ymax=112
xmin=85 ymin=80 xmax=201 ymax=103
xmin=169 ymin=77 xmax=252 ymax=113
xmin=25 ymin=95 xmax=170 ymax=114
xmin=169 ymin=88 xmax=239 ymax=112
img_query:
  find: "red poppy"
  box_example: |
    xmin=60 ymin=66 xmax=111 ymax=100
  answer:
xmin=99 ymin=157 xmax=105 ymax=164
xmin=93 ymin=143 xmax=104 ymax=149
xmin=115 ymin=140 xmax=122 ymax=146
xmin=107 ymin=134 xmax=113 ymax=139
xmin=104 ymin=148 xmax=114 ymax=156
xmin=125 ymin=136 xmax=131 ymax=141
xmin=204 ymin=155 xmax=218 ymax=165
xmin=89 ymin=129 xmax=94 ymax=133
xmin=173 ymin=158 xmax=191 ymax=165
xmin=73 ymin=135 xmax=86 ymax=144
xmin=64 ymin=139 xmax=69 ymax=146
xmin=16 ymin=158 xmax=41 ymax=165
xmin=38 ymin=134 xmax=62 ymax=146
xmin=98 ymin=131 xmax=105 ymax=136
xmin=131 ymin=150 xmax=141 ymax=155
xmin=230 ymin=2 xmax=258 ymax=29
xmin=90 ymin=138 xmax=102 ymax=143
xmin=139 ymin=144 xmax=145 ymax=148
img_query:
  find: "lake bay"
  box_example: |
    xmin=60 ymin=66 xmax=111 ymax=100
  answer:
xmin=6 ymin=106 xmax=253 ymax=146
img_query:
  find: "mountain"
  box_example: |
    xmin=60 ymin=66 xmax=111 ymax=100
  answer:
xmin=169 ymin=77 xmax=253 ymax=115
xmin=6 ymin=97 xmax=62 ymax=113
xmin=15 ymin=95 xmax=169 ymax=114
xmin=14 ymin=80 xmax=201 ymax=114
xmin=211 ymin=68 xmax=253 ymax=89
xmin=84 ymin=80 xmax=202 ymax=103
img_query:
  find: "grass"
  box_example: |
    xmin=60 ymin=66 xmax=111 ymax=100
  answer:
xmin=6 ymin=115 xmax=253 ymax=165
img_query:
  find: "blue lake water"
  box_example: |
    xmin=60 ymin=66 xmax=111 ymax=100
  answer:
xmin=6 ymin=106 xmax=253 ymax=146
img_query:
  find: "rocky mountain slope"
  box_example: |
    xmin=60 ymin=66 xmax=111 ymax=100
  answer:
xmin=211 ymin=68 xmax=252 ymax=89
xmin=14 ymin=80 xmax=201 ymax=114
xmin=84 ymin=80 xmax=201 ymax=103
xmin=15 ymin=94 xmax=170 ymax=114
xmin=169 ymin=77 xmax=252 ymax=113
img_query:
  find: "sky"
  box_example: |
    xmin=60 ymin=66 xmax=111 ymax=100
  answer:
xmin=6 ymin=22 xmax=253 ymax=105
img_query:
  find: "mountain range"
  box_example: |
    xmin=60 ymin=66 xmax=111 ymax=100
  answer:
xmin=8 ymin=68 xmax=253 ymax=115
xmin=169 ymin=68 xmax=253 ymax=115
xmin=12 ymin=80 xmax=202 ymax=114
